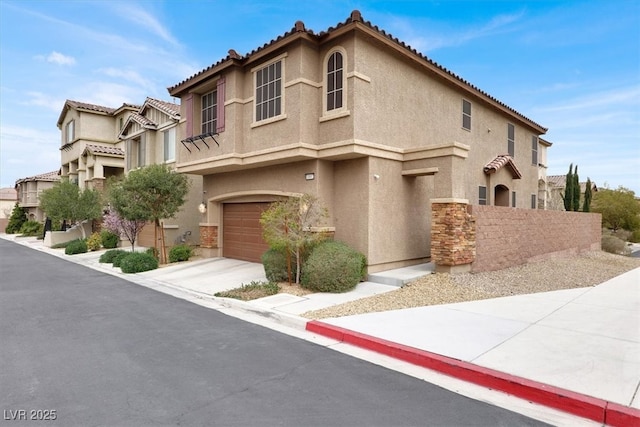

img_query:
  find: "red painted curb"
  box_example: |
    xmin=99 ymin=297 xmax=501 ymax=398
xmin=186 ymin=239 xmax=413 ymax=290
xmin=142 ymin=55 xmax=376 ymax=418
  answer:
xmin=306 ymin=320 xmax=640 ymax=427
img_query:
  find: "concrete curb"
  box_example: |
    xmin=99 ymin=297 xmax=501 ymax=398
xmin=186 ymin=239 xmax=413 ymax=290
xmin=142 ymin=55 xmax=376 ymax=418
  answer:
xmin=306 ymin=321 xmax=640 ymax=427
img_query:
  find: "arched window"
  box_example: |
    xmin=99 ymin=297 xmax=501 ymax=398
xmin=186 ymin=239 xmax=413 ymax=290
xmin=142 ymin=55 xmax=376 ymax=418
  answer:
xmin=326 ymin=51 xmax=343 ymax=111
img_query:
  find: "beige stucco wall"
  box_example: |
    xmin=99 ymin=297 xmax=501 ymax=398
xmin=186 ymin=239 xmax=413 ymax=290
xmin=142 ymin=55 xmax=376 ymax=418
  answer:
xmin=173 ymin=23 xmax=547 ymax=269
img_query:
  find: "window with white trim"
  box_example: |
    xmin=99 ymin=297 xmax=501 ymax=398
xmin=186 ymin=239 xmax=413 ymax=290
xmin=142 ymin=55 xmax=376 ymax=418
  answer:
xmin=479 ymin=186 xmax=487 ymax=205
xmin=164 ymin=127 xmax=176 ymax=162
xmin=201 ymin=90 xmax=217 ymax=134
xmin=327 ymin=51 xmax=343 ymax=111
xmin=462 ymin=99 xmax=471 ymax=131
xmin=66 ymin=120 xmax=75 ymax=144
xmin=508 ymin=123 xmax=515 ymax=157
xmin=531 ymin=194 xmax=537 ymax=209
xmin=512 ymin=191 xmax=517 ymax=207
xmin=531 ymin=135 xmax=538 ymax=165
xmin=255 ymin=60 xmax=282 ymax=122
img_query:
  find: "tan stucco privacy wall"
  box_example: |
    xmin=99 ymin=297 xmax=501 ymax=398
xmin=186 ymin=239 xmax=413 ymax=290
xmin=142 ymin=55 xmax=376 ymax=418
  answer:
xmin=470 ymin=205 xmax=602 ymax=272
xmin=44 ymin=222 xmax=93 ymax=247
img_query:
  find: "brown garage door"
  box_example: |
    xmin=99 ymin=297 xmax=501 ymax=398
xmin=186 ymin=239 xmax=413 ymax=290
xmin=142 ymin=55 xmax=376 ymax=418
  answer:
xmin=223 ymin=202 xmax=271 ymax=263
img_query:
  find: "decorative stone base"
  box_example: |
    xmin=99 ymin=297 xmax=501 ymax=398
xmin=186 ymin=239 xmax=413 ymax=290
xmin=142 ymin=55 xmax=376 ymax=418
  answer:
xmin=200 ymin=224 xmax=218 ymax=248
xmin=431 ymin=200 xmax=476 ymax=272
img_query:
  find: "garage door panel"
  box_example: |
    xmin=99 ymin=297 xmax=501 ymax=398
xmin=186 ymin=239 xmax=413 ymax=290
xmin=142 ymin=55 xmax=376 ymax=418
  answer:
xmin=223 ymin=202 xmax=271 ymax=263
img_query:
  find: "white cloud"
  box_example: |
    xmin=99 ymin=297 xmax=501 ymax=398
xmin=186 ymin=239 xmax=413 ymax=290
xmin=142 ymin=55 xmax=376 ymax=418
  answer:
xmin=96 ymin=68 xmax=154 ymax=90
xmin=46 ymin=51 xmax=76 ymax=66
xmin=391 ymin=11 xmax=525 ymax=53
xmin=22 ymin=92 xmax=66 ymax=113
xmin=112 ymin=4 xmax=180 ymax=47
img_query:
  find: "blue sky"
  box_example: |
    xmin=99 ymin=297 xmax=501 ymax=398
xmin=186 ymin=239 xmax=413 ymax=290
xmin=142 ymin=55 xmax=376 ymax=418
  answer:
xmin=1 ymin=0 xmax=638 ymax=195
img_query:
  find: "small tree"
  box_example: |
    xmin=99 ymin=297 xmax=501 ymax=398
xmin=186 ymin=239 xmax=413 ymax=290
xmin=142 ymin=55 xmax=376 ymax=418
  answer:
xmin=5 ymin=202 xmax=27 ymax=233
xmin=108 ymin=165 xmax=189 ymax=262
xmin=562 ymin=164 xmax=574 ymax=211
xmin=260 ymin=194 xmax=329 ymax=284
xmin=572 ymin=165 xmax=581 ymax=211
xmin=39 ymin=180 xmax=102 ymax=238
xmin=582 ymin=178 xmax=593 ymax=212
xmin=102 ymin=207 xmax=146 ymax=252
xmin=592 ymin=186 xmax=640 ymax=232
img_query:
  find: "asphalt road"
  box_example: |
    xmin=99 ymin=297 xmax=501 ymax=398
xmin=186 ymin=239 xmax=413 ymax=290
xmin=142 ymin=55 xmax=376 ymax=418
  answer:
xmin=0 ymin=239 xmax=549 ymax=426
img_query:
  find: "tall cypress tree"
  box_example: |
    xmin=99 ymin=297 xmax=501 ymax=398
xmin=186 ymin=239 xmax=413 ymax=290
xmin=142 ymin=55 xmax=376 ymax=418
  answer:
xmin=572 ymin=165 xmax=581 ymax=211
xmin=582 ymin=178 xmax=592 ymax=212
xmin=563 ymin=164 xmax=574 ymax=211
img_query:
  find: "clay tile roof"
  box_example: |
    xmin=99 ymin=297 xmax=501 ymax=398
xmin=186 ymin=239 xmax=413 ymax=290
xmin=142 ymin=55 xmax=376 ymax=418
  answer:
xmin=167 ymin=10 xmax=545 ymax=132
xmin=547 ymin=175 xmax=566 ymax=188
xmin=15 ymin=170 xmax=61 ymax=185
xmin=145 ymin=97 xmax=180 ymax=118
xmin=66 ymin=100 xmax=116 ymax=114
xmin=83 ymin=144 xmax=125 ymax=157
xmin=130 ymin=113 xmax=156 ymax=128
xmin=484 ymin=155 xmax=522 ymax=179
xmin=0 ymin=187 xmax=17 ymax=200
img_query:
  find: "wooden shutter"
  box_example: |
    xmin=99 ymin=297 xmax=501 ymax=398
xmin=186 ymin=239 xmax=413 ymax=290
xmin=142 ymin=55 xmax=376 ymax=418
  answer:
xmin=216 ymin=77 xmax=225 ymax=133
xmin=184 ymin=93 xmax=193 ymax=138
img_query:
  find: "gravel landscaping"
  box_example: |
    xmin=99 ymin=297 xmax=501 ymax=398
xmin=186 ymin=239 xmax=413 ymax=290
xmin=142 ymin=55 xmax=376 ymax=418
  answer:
xmin=301 ymin=251 xmax=640 ymax=319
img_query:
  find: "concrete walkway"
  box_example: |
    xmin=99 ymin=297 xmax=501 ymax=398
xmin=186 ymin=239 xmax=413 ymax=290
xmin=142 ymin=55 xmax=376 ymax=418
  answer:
xmin=3 ymin=234 xmax=639 ymax=426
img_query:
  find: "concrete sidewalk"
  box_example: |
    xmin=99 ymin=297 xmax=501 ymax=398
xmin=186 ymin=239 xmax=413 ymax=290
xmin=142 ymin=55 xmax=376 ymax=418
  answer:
xmin=4 ymin=234 xmax=639 ymax=426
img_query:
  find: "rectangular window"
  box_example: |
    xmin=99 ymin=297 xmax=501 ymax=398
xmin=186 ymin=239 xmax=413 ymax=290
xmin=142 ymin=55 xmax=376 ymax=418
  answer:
xmin=478 ymin=186 xmax=487 ymax=205
xmin=66 ymin=120 xmax=75 ymax=143
xmin=462 ymin=99 xmax=471 ymax=131
xmin=512 ymin=191 xmax=517 ymax=207
xmin=508 ymin=123 xmax=515 ymax=157
xmin=531 ymin=194 xmax=537 ymax=209
xmin=531 ymin=135 xmax=538 ymax=165
xmin=255 ymin=60 xmax=282 ymax=122
xmin=201 ymin=90 xmax=217 ymax=134
xmin=164 ymin=127 xmax=176 ymax=162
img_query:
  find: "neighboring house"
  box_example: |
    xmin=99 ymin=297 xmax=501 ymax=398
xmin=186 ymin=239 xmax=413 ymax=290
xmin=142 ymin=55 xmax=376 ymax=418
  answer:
xmin=119 ymin=97 xmax=202 ymax=247
xmin=547 ymin=175 xmax=598 ymax=211
xmin=14 ymin=171 xmax=60 ymax=221
xmin=57 ymin=100 xmax=139 ymax=192
xmin=167 ymin=11 xmax=550 ymax=272
xmin=0 ymin=187 xmax=18 ymax=231
xmin=537 ymin=138 xmax=553 ymax=209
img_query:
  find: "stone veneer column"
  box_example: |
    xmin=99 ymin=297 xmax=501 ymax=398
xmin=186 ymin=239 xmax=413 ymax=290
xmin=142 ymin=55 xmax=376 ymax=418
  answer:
xmin=430 ymin=198 xmax=476 ymax=273
xmin=199 ymin=224 xmax=218 ymax=248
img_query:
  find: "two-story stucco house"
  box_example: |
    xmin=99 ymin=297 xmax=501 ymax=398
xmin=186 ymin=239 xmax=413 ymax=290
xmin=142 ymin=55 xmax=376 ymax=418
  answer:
xmin=14 ymin=171 xmax=60 ymax=222
xmin=57 ymin=100 xmax=139 ymax=191
xmin=167 ymin=11 xmax=550 ymax=272
xmin=118 ymin=97 xmax=203 ymax=247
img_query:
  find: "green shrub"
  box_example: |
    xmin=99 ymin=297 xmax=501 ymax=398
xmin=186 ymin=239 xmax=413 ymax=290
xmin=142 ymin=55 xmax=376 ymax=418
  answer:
xmin=630 ymin=229 xmax=640 ymax=243
xmin=19 ymin=220 xmax=43 ymax=237
xmin=86 ymin=232 xmax=102 ymax=251
xmin=101 ymin=230 xmax=119 ymax=249
xmin=601 ymin=235 xmax=628 ymax=255
xmin=169 ymin=244 xmax=193 ymax=263
xmin=112 ymin=251 xmax=131 ymax=268
xmin=51 ymin=240 xmax=76 ymax=249
xmin=300 ymin=241 xmax=366 ymax=293
xmin=262 ymin=248 xmax=297 ymax=282
xmin=65 ymin=239 xmax=88 ymax=255
xmin=120 ymin=252 xmax=159 ymax=273
xmin=146 ymin=247 xmax=158 ymax=258
xmin=99 ymin=249 xmax=128 ymax=264
xmin=5 ymin=203 xmax=27 ymax=233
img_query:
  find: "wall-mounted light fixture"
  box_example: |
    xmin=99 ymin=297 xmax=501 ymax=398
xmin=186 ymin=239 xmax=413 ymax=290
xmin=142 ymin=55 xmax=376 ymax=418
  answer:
xmin=373 ymin=174 xmax=380 ymax=180
xmin=305 ymin=173 xmax=315 ymax=181
xmin=198 ymin=190 xmax=207 ymax=214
